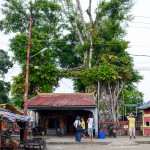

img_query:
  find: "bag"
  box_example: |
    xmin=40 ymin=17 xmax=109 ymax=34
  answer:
xmin=76 ymin=125 xmax=83 ymax=131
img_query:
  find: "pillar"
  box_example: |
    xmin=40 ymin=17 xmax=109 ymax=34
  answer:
xmin=33 ymin=111 xmax=36 ymax=127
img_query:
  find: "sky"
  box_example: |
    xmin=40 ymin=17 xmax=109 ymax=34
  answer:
xmin=125 ymin=0 xmax=150 ymax=103
xmin=1 ymin=0 xmax=150 ymax=102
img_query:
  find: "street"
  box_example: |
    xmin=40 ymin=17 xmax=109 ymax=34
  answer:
xmin=46 ymin=143 xmax=150 ymax=150
xmin=43 ymin=135 xmax=150 ymax=150
xmin=21 ymin=135 xmax=150 ymax=150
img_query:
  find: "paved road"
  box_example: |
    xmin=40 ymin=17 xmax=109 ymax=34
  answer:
xmin=44 ymin=136 xmax=150 ymax=150
xmin=12 ymin=135 xmax=150 ymax=150
xmin=46 ymin=143 xmax=150 ymax=150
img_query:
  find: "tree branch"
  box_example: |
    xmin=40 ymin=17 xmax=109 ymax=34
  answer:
xmin=76 ymin=0 xmax=88 ymax=38
xmin=86 ymin=0 xmax=94 ymax=68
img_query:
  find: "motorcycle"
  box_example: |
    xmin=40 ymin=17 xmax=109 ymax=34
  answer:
xmin=107 ymin=124 xmax=116 ymax=138
xmin=31 ymin=126 xmax=44 ymax=136
xmin=56 ymin=127 xmax=62 ymax=136
xmin=2 ymin=129 xmax=13 ymax=138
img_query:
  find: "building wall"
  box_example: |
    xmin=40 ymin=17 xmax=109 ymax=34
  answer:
xmin=142 ymin=108 xmax=150 ymax=136
xmin=144 ymin=109 xmax=150 ymax=114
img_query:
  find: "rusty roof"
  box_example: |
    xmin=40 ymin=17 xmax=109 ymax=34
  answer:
xmin=27 ymin=93 xmax=97 ymax=107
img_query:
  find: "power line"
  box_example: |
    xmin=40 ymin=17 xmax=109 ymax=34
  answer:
xmin=130 ymin=54 xmax=150 ymax=57
xmin=128 ymin=26 xmax=150 ymax=29
xmin=130 ymin=21 xmax=150 ymax=25
xmin=130 ymin=45 xmax=150 ymax=48
xmin=134 ymin=67 xmax=150 ymax=71
xmin=61 ymin=80 xmax=73 ymax=90
xmin=134 ymin=16 xmax=150 ymax=19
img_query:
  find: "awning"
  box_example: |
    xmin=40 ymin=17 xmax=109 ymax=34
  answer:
xmin=0 ymin=111 xmax=31 ymax=122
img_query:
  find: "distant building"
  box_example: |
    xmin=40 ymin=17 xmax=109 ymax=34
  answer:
xmin=139 ymin=100 xmax=150 ymax=135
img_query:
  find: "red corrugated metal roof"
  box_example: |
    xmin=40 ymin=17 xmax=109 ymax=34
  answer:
xmin=27 ymin=93 xmax=96 ymax=107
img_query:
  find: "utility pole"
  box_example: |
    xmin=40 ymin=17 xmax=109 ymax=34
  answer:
xmin=24 ymin=7 xmax=33 ymax=139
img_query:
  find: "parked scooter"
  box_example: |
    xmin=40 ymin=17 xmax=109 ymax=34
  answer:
xmin=107 ymin=124 xmax=116 ymax=138
xmin=31 ymin=126 xmax=44 ymax=136
xmin=2 ymin=129 xmax=13 ymax=138
xmin=56 ymin=127 xmax=62 ymax=136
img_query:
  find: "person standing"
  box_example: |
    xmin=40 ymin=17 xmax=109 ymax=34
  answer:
xmin=16 ymin=120 xmax=25 ymax=144
xmin=127 ymin=113 xmax=136 ymax=139
xmin=73 ymin=116 xmax=82 ymax=142
xmin=81 ymin=118 xmax=86 ymax=138
xmin=87 ymin=114 xmax=94 ymax=142
xmin=1 ymin=119 xmax=7 ymax=137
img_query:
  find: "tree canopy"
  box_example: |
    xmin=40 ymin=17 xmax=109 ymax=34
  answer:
xmin=0 ymin=49 xmax=13 ymax=103
xmin=0 ymin=0 xmax=143 ymax=121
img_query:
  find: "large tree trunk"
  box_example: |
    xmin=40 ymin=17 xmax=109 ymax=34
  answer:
xmin=99 ymin=80 xmax=125 ymax=122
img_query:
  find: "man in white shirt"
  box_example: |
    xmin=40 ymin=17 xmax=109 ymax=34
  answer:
xmin=87 ymin=114 xmax=94 ymax=142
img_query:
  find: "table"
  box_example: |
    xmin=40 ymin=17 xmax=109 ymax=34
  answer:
xmin=23 ymin=138 xmax=46 ymax=150
xmin=0 ymin=144 xmax=12 ymax=150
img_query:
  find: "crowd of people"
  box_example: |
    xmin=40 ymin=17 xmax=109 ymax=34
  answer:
xmin=73 ymin=114 xmax=94 ymax=142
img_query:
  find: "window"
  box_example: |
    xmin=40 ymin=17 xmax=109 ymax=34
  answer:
xmin=146 ymin=122 xmax=149 ymax=126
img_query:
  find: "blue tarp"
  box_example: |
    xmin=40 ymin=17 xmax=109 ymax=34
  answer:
xmin=139 ymin=100 xmax=150 ymax=109
xmin=0 ymin=111 xmax=31 ymax=122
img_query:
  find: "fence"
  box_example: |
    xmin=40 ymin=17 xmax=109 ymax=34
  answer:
xmin=98 ymin=121 xmax=142 ymax=136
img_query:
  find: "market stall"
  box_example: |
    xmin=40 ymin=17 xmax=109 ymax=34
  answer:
xmin=0 ymin=110 xmax=31 ymax=149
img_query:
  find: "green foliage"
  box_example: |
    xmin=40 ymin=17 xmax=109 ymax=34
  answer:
xmin=9 ymin=29 xmax=49 ymax=64
xmin=0 ymin=49 xmax=13 ymax=104
xmin=72 ymin=52 xmax=141 ymax=89
xmin=124 ymin=84 xmax=144 ymax=104
xmin=0 ymin=0 xmax=143 ymax=113
xmin=53 ymin=33 xmax=83 ymax=68
xmin=0 ymin=49 xmax=13 ymax=77
xmin=11 ymin=73 xmax=25 ymax=98
xmin=0 ymin=80 xmax=11 ymax=104
xmin=79 ymin=68 xmax=97 ymax=86
xmin=0 ymin=0 xmax=62 ymax=108
xmin=10 ymin=30 xmax=59 ymax=98
xmin=0 ymin=0 xmax=61 ymax=34
xmin=79 ymin=0 xmax=140 ymax=88
xmin=121 ymin=85 xmax=144 ymax=114
xmin=73 ymin=52 xmax=140 ymax=87
xmin=9 ymin=97 xmax=24 ymax=109
xmin=0 ymin=0 xmax=29 ymax=33
xmin=73 ymin=79 xmax=86 ymax=93
xmin=98 ymin=53 xmax=134 ymax=81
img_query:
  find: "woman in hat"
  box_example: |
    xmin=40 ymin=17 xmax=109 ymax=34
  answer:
xmin=73 ymin=116 xmax=82 ymax=142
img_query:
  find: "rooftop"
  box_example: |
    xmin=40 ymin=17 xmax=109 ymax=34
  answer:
xmin=139 ymin=100 xmax=150 ymax=110
xmin=27 ymin=93 xmax=97 ymax=107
